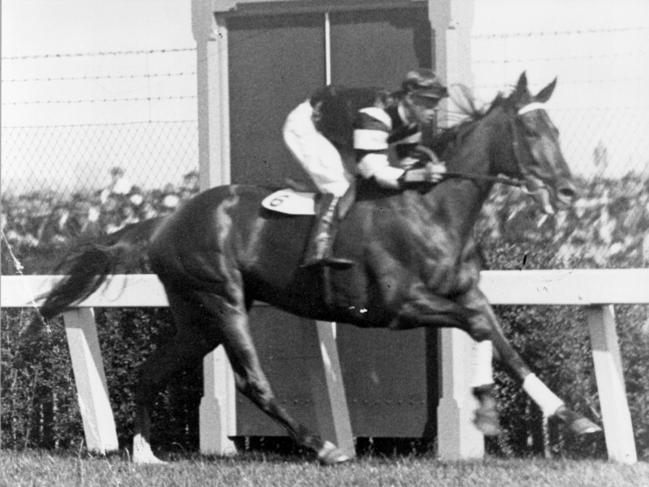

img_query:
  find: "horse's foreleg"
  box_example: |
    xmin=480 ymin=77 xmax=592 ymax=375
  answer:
xmin=393 ymin=289 xmax=502 ymax=434
xmin=458 ymin=288 xmax=600 ymax=435
xmin=218 ymin=300 xmax=351 ymax=465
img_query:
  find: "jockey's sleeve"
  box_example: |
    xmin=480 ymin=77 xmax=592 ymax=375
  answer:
xmin=353 ymin=107 xmax=392 ymax=178
xmin=372 ymin=164 xmax=405 ymax=189
xmin=388 ymin=123 xmax=422 ymax=163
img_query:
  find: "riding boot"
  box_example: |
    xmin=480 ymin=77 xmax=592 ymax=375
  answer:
xmin=302 ymin=193 xmax=354 ymax=269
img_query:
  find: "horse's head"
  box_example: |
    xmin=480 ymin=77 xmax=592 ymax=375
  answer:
xmin=500 ymin=72 xmax=578 ymax=214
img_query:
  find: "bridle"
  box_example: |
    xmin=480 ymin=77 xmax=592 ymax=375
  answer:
xmin=439 ymin=101 xmax=548 ymax=189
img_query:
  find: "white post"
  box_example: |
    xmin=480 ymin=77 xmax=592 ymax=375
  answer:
xmin=199 ymin=341 xmax=237 ymax=455
xmin=193 ymin=0 xmax=237 ymax=455
xmin=193 ymin=1 xmax=231 ymax=188
xmin=309 ymin=321 xmax=355 ymax=458
xmin=586 ymin=305 xmax=637 ymax=464
xmin=429 ymin=0 xmax=482 ymax=460
xmin=436 ymin=329 xmax=484 ymax=460
xmin=63 ymin=308 xmax=119 ymax=453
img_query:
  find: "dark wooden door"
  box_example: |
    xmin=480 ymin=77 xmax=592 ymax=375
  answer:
xmin=228 ymin=13 xmax=324 ymax=186
xmin=227 ymin=4 xmax=437 ymax=438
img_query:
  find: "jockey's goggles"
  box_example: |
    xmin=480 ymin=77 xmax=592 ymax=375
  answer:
xmin=411 ymin=92 xmax=442 ymax=107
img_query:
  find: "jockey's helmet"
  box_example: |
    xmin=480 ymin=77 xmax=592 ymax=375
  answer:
xmin=402 ymin=68 xmax=448 ymax=100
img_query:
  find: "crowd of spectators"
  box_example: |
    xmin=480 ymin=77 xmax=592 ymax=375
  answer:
xmin=2 ymin=170 xmax=648 ymax=272
xmin=2 ymin=169 xmax=199 ymax=260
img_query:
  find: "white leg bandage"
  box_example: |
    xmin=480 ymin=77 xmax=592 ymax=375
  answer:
xmin=470 ymin=340 xmax=494 ymax=389
xmin=522 ymin=373 xmax=564 ymax=416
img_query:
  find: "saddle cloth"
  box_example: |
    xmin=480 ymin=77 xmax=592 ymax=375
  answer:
xmin=261 ymin=189 xmax=316 ymax=215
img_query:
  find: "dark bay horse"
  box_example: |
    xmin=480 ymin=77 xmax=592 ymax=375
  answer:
xmin=37 ymin=73 xmax=599 ymax=464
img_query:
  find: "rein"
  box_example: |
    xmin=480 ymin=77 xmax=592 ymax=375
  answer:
xmin=403 ymin=167 xmax=523 ymax=188
xmin=441 ymin=171 xmax=524 ymax=187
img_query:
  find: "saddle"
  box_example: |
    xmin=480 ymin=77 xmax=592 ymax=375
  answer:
xmin=261 ymin=179 xmax=356 ymax=219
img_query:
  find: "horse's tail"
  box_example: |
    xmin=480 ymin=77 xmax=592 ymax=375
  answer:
xmin=37 ymin=217 xmax=165 ymax=321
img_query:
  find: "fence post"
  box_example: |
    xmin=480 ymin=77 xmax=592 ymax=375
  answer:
xmin=437 ymin=329 xmax=484 ymax=460
xmin=309 ymin=322 xmax=355 ymax=458
xmin=199 ymin=347 xmax=237 ymax=455
xmin=586 ymin=305 xmax=637 ymax=463
xmin=63 ymin=308 xmax=119 ymax=453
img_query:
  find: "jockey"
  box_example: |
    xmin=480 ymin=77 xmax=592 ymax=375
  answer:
xmin=283 ymin=68 xmax=448 ymax=269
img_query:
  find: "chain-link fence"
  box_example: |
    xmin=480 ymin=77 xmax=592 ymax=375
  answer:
xmin=1 ymin=47 xmax=199 ymax=274
xmin=2 ymin=121 xmax=197 ymax=196
xmin=1 ymin=46 xmax=197 ymax=195
xmin=472 ymin=26 xmax=649 ymax=179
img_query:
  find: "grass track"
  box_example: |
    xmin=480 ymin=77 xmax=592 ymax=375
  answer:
xmin=1 ymin=450 xmax=648 ymax=487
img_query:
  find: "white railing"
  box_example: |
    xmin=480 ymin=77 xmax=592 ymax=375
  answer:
xmin=2 ymin=269 xmax=647 ymax=463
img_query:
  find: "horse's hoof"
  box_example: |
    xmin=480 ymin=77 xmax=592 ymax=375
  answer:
xmin=473 ymin=409 xmax=501 ymax=436
xmin=133 ymin=453 xmax=167 ymax=465
xmin=317 ymin=441 xmax=353 ymax=466
xmin=132 ymin=434 xmax=167 ymax=465
xmin=554 ymin=405 xmax=602 ymax=435
xmin=570 ymin=417 xmax=602 ymax=435
xmin=472 ymin=385 xmax=501 ymax=436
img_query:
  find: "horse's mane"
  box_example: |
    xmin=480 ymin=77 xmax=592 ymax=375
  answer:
xmin=430 ymin=91 xmax=508 ymax=157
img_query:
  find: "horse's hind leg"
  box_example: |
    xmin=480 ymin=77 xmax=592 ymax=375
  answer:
xmin=213 ymin=295 xmax=351 ymax=464
xmin=458 ymin=287 xmax=601 ymax=436
xmin=132 ymin=289 xmax=221 ymax=464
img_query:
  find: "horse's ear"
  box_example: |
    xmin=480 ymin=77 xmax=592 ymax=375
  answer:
xmin=514 ymin=72 xmax=528 ymax=96
xmin=535 ymin=77 xmax=557 ymax=103
xmin=505 ymin=71 xmax=529 ymax=108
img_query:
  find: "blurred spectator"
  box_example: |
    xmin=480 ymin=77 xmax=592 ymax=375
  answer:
xmin=180 ymin=170 xmax=200 ymax=199
xmin=161 ymin=183 xmax=180 ymax=210
xmin=100 ymin=166 xmax=133 ymax=203
xmin=128 ymin=185 xmax=144 ymax=207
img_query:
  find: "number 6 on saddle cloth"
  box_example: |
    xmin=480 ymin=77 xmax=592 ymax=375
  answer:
xmin=262 ymin=185 xmax=356 ymax=219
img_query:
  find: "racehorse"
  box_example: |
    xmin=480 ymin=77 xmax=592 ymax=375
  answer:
xmin=36 ymin=73 xmax=600 ymax=464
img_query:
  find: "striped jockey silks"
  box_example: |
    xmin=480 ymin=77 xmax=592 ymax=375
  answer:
xmin=353 ymin=103 xmax=422 ymax=169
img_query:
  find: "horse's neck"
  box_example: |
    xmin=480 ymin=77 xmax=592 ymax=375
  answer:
xmin=444 ymin=107 xmax=511 ymax=180
xmin=425 ymin=114 xmax=503 ymax=241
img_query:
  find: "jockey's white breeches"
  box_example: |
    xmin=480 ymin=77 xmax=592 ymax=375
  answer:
xmin=282 ymin=100 xmax=351 ymax=197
